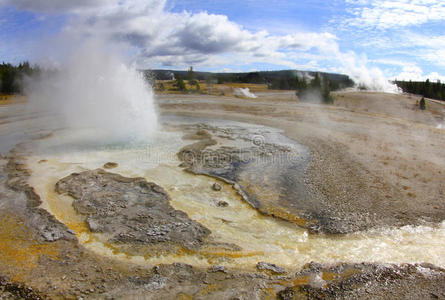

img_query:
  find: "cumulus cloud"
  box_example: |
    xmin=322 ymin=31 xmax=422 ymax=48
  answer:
xmin=62 ymin=1 xmax=340 ymax=68
xmin=0 ymin=0 xmax=339 ymax=67
xmin=369 ymin=33 xmax=445 ymax=71
xmin=339 ymin=2 xmax=445 ymax=83
xmin=1 ymin=0 xmax=400 ymax=91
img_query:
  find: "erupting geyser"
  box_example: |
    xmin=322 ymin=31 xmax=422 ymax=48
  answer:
xmin=26 ymin=41 xmax=158 ymax=144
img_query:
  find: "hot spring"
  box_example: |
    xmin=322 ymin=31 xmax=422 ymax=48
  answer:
xmin=24 ymin=116 xmax=445 ymax=272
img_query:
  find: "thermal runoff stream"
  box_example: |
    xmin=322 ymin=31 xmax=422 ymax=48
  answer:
xmin=26 ymin=119 xmax=445 ymax=272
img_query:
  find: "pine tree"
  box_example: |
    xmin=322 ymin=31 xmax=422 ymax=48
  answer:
xmin=322 ymin=79 xmax=334 ymax=104
xmin=187 ymin=66 xmax=195 ymax=81
xmin=174 ymin=76 xmax=187 ymax=91
xmin=419 ymin=97 xmax=426 ymax=110
xmin=310 ymin=73 xmax=321 ymax=89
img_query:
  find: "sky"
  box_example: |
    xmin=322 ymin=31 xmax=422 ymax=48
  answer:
xmin=0 ymin=0 xmax=444 ymax=83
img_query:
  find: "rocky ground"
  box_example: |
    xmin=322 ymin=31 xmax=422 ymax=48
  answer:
xmin=167 ymin=91 xmax=445 ymax=234
xmin=0 ymin=90 xmax=444 ymax=299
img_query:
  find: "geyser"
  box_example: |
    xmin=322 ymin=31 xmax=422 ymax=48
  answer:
xmin=26 ymin=41 xmax=157 ymax=144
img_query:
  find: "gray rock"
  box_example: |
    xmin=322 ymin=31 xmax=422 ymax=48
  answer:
xmin=208 ymin=266 xmax=227 ymax=273
xmin=217 ymin=201 xmax=229 ymax=207
xmin=41 ymin=227 xmax=64 ymax=242
xmin=256 ymin=262 xmax=285 ymax=274
xmin=212 ymin=183 xmax=222 ymax=191
xmin=86 ymin=218 xmax=101 ymax=232
xmin=144 ymin=275 xmax=167 ymax=290
xmin=103 ymin=162 xmax=118 ymax=169
xmin=55 ymin=169 xmax=211 ymax=249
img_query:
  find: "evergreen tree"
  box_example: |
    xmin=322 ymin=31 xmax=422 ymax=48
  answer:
xmin=174 ymin=76 xmax=187 ymax=91
xmin=187 ymin=66 xmax=195 ymax=81
xmin=419 ymin=97 xmax=426 ymax=110
xmin=295 ymin=76 xmax=308 ymax=91
xmin=321 ymin=78 xmax=334 ymax=104
xmin=310 ymin=73 xmax=321 ymax=89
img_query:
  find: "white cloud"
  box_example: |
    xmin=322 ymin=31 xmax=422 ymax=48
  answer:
xmin=346 ymin=0 xmax=445 ymax=29
xmin=1 ymin=0 xmax=403 ymax=91
xmin=395 ymin=64 xmax=445 ymax=82
xmin=371 ymin=58 xmax=411 ymax=67
xmin=401 ymin=34 xmax=445 ymax=67
xmin=53 ymin=0 xmax=341 ymax=69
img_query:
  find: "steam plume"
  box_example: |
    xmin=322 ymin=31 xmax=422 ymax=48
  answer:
xmin=26 ymin=40 xmax=157 ymax=144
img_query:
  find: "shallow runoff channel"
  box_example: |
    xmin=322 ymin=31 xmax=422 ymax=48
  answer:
xmin=26 ymin=117 xmax=445 ymax=272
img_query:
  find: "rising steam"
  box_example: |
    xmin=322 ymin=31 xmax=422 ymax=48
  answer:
xmin=234 ymin=88 xmax=257 ymax=98
xmin=338 ymin=52 xmax=400 ymax=93
xmin=26 ymin=41 xmax=157 ymax=144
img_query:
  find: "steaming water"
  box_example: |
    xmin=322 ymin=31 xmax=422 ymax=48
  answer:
xmin=26 ymin=121 xmax=445 ymax=272
xmin=26 ymin=42 xmax=157 ymax=144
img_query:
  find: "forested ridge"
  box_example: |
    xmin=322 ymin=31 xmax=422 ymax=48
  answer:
xmin=395 ymin=79 xmax=445 ymax=101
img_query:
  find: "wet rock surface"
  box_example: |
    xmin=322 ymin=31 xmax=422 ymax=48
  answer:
xmin=3 ymin=149 xmax=74 ymax=243
xmin=55 ymin=169 xmax=211 ymax=249
xmin=212 ymin=182 xmax=222 ymax=191
xmin=257 ymin=262 xmax=285 ymax=274
xmin=178 ymin=124 xmax=323 ymax=231
xmin=103 ymin=162 xmax=118 ymax=169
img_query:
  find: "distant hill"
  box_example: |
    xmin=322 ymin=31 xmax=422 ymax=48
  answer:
xmin=145 ymin=69 xmax=355 ymax=91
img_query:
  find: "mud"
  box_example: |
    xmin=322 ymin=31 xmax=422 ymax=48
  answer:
xmin=55 ymin=169 xmax=211 ymax=251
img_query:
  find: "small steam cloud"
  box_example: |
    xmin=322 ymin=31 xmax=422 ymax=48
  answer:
xmin=234 ymin=88 xmax=257 ymax=98
xmin=26 ymin=40 xmax=157 ymax=144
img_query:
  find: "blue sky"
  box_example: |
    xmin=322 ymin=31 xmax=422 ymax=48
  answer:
xmin=1 ymin=0 xmax=444 ymax=84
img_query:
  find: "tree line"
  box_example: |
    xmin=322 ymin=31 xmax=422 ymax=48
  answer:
xmin=149 ymin=69 xmax=355 ymax=90
xmin=0 ymin=62 xmax=40 ymax=94
xmin=268 ymin=73 xmax=353 ymax=92
xmin=394 ymin=79 xmax=445 ymax=101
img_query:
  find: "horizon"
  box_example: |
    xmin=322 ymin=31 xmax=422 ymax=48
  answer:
xmin=0 ymin=0 xmax=444 ymax=83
